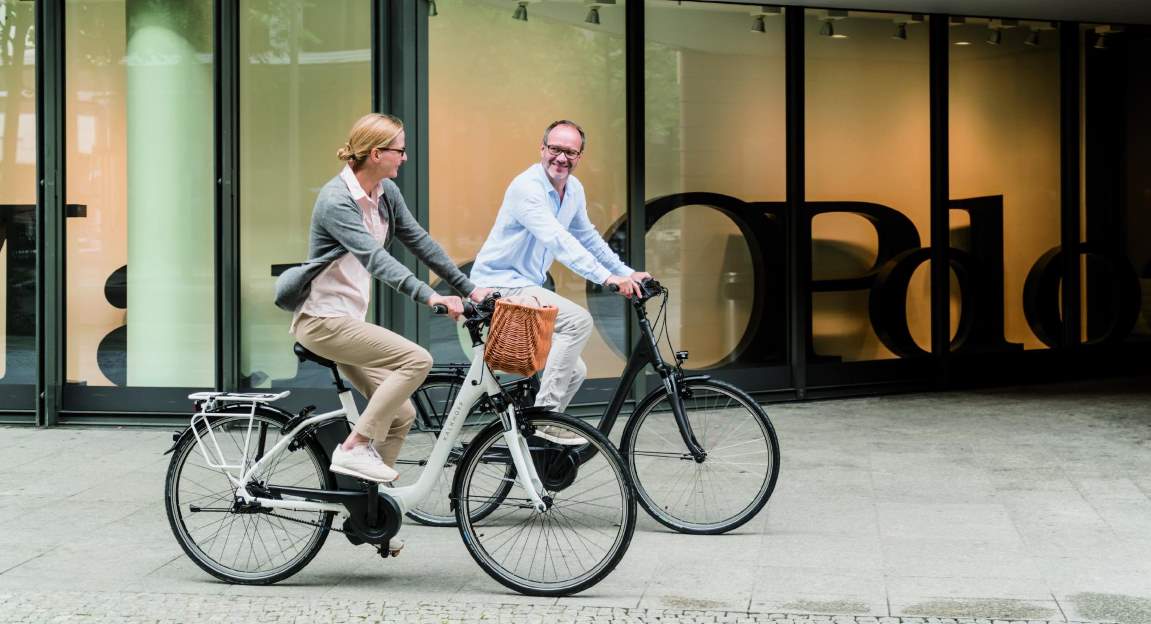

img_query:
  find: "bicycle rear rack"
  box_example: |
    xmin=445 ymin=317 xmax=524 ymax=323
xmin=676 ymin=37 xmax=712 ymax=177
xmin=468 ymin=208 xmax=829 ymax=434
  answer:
xmin=187 ymin=391 xmax=290 ymax=472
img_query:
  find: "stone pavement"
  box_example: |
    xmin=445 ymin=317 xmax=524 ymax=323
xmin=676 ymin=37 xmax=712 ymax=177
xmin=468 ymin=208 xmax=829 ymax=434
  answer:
xmin=1 ymin=377 xmax=1150 ymax=623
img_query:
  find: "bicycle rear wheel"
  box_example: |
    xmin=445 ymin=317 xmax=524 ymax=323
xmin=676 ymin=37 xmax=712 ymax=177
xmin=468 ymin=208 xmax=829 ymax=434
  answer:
xmin=165 ymin=406 xmax=335 ymax=584
xmin=455 ymin=413 xmax=636 ymax=596
xmin=621 ymin=378 xmax=779 ymax=534
xmin=397 ymin=373 xmax=510 ymax=526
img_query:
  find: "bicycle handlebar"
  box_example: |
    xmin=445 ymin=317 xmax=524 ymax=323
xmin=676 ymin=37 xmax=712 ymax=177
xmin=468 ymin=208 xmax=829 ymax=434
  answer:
xmin=431 ymin=303 xmax=449 ymax=315
xmin=607 ymin=278 xmax=662 ymax=300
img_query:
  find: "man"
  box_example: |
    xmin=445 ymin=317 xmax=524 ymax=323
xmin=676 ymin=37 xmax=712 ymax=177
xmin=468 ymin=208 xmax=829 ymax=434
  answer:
xmin=471 ymin=120 xmax=650 ymax=444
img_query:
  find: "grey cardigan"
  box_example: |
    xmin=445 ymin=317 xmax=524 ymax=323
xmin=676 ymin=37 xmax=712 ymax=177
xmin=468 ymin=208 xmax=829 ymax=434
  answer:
xmin=274 ymin=175 xmax=474 ymax=312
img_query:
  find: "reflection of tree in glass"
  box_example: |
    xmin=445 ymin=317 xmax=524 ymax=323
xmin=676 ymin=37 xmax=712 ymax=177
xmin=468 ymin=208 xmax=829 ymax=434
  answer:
xmin=246 ymin=0 xmax=321 ymax=63
xmin=1 ymin=0 xmax=33 ymax=182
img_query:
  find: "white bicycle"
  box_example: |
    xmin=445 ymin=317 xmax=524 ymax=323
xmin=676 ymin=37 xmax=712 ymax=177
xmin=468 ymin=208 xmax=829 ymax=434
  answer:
xmin=164 ymin=297 xmax=637 ymax=596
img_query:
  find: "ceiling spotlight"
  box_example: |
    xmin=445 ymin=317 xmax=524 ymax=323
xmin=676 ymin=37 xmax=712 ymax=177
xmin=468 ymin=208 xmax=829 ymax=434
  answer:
xmin=1025 ymin=28 xmax=1040 ymax=46
xmin=893 ymin=22 xmax=907 ymax=40
xmin=513 ymin=2 xmax=528 ymax=21
xmin=821 ymin=10 xmax=848 ymax=39
xmin=986 ymin=28 xmax=1002 ymax=45
xmin=758 ymin=6 xmax=783 ymax=17
xmin=1094 ymin=33 xmax=1107 ymax=49
xmin=820 ymin=20 xmax=836 ymax=38
xmin=586 ymin=6 xmax=600 ymax=24
xmin=949 ymin=16 xmax=966 ymax=26
xmin=428 ymin=0 xmax=437 ymax=17
xmin=751 ymin=15 xmax=766 ymax=33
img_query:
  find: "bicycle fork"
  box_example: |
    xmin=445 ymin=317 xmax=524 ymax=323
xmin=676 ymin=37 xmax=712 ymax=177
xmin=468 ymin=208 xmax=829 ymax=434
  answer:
xmin=499 ymin=404 xmax=550 ymax=513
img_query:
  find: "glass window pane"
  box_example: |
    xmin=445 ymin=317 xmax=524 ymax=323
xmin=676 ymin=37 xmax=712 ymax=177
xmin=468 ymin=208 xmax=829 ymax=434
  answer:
xmin=427 ymin=0 xmax=628 ymax=382
xmin=1082 ymin=24 xmax=1151 ymax=346
xmin=950 ymin=18 xmax=1060 ymax=352
xmin=239 ymin=0 xmax=371 ymax=391
xmin=806 ymin=10 xmax=931 ymax=362
xmin=0 ymin=0 xmax=36 ymax=404
xmin=644 ymin=1 xmax=785 ymax=371
xmin=64 ymin=0 xmax=214 ymax=390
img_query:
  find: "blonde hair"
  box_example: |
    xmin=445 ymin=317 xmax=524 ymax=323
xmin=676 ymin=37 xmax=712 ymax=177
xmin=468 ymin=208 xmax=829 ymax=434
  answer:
xmin=336 ymin=113 xmax=404 ymax=168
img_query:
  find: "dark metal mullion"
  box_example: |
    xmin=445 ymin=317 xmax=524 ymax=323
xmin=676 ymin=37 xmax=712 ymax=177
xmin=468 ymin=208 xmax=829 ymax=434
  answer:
xmin=370 ymin=0 xmax=385 ymax=329
xmin=784 ymin=7 xmax=807 ymax=399
xmin=216 ymin=0 xmax=241 ymax=392
xmin=625 ymin=0 xmax=645 ymax=401
xmin=929 ymin=14 xmax=950 ymax=384
xmin=1058 ymin=22 xmax=1082 ymax=350
xmin=380 ymin=0 xmax=420 ymax=342
xmin=36 ymin=0 xmax=66 ymax=426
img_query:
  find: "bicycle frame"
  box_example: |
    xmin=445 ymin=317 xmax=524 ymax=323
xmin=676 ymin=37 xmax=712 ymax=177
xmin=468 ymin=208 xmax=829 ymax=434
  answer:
xmin=594 ymin=290 xmax=707 ymax=460
xmin=188 ymin=344 xmax=550 ymax=518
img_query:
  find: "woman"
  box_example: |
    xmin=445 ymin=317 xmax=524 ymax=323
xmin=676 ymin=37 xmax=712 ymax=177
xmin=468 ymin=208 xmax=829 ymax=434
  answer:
xmin=280 ymin=113 xmax=490 ymax=486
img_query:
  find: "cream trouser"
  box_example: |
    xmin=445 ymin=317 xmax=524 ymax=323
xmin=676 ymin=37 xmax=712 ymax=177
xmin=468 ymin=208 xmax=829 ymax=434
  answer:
xmin=293 ymin=314 xmax=431 ymax=466
xmin=495 ymin=286 xmax=593 ymax=412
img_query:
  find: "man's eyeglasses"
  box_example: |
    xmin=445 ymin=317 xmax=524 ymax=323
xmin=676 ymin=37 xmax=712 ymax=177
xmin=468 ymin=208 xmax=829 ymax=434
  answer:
xmin=544 ymin=144 xmax=582 ymax=159
xmin=376 ymin=146 xmax=406 ymax=156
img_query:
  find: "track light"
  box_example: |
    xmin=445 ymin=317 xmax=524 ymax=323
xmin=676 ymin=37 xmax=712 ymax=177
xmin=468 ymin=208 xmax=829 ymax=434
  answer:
xmin=513 ymin=2 xmax=527 ymax=21
xmin=428 ymin=0 xmax=437 ymax=17
xmin=1094 ymin=33 xmax=1107 ymax=49
xmin=986 ymin=28 xmax=1002 ymax=45
xmin=586 ymin=6 xmax=600 ymax=24
xmin=820 ymin=10 xmax=848 ymax=39
xmin=1025 ymin=29 xmax=1040 ymax=46
xmin=950 ymin=16 xmax=971 ymax=45
xmin=892 ymin=22 xmax=907 ymax=40
xmin=751 ymin=15 xmax=765 ymax=33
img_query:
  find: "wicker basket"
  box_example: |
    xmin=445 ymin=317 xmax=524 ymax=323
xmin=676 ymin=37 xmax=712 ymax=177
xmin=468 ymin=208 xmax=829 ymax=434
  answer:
xmin=484 ymin=296 xmax=558 ymax=377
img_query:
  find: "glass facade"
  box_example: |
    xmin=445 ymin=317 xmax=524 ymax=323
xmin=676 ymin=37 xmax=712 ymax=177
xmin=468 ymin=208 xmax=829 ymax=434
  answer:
xmin=63 ymin=0 xmax=214 ymax=397
xmin=644 ymin=1 xmax=785 ymax=373
xmin=806 ymin=9 xmax=932 ymax=363
xmin=427 ymin=0 xmax=628 ymax=393
xmin=8 ymin=3 xmax=1151 ymax=421
xmin=949 ymin=17 xmax=1060 ymax=353
xmin=0 ymin=0 xmax=36 ymax=407
xmin=238 ymin=0 xmax=371 ymax=392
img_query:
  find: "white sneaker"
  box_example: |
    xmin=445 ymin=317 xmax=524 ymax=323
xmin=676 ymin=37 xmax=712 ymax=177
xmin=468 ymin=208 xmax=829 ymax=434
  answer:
xmin=330 ymin=443 xmax=399 ymax=483
xmin=534 ymin=425 xmax=588 ymax=446
xmin=387 ymin=538 xmax=405 ymax=557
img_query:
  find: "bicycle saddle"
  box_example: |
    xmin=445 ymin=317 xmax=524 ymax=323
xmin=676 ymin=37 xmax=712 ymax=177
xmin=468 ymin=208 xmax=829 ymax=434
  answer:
xmin=293 ymin=342 xmax=337 ymax=369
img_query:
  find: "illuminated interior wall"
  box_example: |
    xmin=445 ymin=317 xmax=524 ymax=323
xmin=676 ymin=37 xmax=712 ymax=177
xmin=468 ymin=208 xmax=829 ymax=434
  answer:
xmin=806 ymin=10 xmax=932 ymax=361
xmin=0 ymin=0 xmax=36 ymax=385
xmin=950 ymin=19 xmax=1061 ymax=351
xmin=238 ymin=0 xmax=370 ymax=388
xmin=644 ymin=1 xmax=784 ymax=368
xmin=427 ymin=0 xmax=627 ymax=378
xmin=63 ymin=0 xmax=214 ymax=388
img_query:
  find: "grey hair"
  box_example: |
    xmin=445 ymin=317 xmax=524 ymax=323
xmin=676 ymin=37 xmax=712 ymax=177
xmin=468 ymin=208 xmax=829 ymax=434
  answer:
xmin=541 ymin=120 xmax=586 ymax=151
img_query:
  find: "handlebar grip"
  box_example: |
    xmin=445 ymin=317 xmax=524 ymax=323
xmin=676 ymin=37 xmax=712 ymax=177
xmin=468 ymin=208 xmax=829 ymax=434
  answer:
xmin=431 ymin=303 xmax=449 ymax=315
xmin=608 ymin=283 xmax=620 ymax=293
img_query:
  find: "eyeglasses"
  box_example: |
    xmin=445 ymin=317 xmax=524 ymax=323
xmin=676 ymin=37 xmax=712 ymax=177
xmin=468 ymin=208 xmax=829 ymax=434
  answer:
xmin=376 ymin=146 xmax=406 ymax=156
xmin=544 ymin=144 xmax=582 ymax=159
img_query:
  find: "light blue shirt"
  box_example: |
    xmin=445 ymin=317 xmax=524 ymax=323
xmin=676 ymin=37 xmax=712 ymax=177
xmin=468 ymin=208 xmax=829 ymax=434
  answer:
xmin=470 ymin=164 xmax=634 ymax=288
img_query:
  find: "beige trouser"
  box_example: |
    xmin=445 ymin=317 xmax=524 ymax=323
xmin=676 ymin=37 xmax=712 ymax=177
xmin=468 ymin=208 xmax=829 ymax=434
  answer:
xmin=494 ymin=286 xmax=592 ymax=412
xmin=293 ymin=314 xmax=431 ymax=466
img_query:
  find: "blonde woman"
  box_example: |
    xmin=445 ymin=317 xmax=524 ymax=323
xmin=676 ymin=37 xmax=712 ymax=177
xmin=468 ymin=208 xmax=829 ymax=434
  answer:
xmin=277 ymin=113 xmax=491 ymax=485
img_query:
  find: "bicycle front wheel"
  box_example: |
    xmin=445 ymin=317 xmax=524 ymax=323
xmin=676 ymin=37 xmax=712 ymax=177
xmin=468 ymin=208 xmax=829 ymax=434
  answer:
xmin=621 ymin=379 xmax=780 ymax=534
xmin=165 ymin=407 xmax=334 ymax=584
xmin=455 ymin=413 xmax=637 ymax=596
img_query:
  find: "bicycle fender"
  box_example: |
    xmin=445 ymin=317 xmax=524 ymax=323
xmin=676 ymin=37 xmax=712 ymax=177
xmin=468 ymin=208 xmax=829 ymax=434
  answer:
xmin=162 ymin=402 xmax=294 ymax=455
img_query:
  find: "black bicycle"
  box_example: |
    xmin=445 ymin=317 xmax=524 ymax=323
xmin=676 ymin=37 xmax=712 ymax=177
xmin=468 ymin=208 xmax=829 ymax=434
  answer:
xmin=397 ymin=279 xmax=780 ymax=535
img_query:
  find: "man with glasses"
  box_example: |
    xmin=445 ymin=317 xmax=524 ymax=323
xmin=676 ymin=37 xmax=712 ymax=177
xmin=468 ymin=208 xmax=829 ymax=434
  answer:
xmin=470 ymin=120 xmax=649 ymax=444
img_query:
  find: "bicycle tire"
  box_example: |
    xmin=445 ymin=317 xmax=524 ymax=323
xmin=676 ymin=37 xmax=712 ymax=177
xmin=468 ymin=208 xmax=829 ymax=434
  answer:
xmin=397 ymin=373 xmax=511 ymax=526
xmin=454 ymin=412 xmax=637 ymax=596
xmin=621 ymin=378 xmax=779 ymax=535
xmin=165 ymin=405 xmax=335 ymax=584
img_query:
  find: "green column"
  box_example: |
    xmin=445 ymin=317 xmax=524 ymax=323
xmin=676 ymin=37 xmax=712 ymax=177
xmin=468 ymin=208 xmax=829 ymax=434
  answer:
xmin=126 ymin=1 xmax=213 ymax=387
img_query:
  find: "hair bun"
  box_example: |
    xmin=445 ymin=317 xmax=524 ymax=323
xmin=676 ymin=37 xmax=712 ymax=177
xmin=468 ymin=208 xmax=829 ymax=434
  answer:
xmin=336 ymin=143 xmax=353 ymax=161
